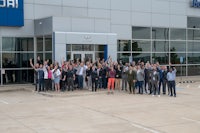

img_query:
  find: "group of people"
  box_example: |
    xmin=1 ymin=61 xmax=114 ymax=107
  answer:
xmin=30 ymin=56 xmax=177 ymax=97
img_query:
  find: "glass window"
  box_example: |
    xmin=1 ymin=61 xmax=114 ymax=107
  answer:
xmin=188 ymin=53 xmax=200 ymax=64
xmin=152 ymin=41 xmax=169 ymax=52
xmin=95 ymin=45 xmax=105 ymax=51
xmin=37 ymin=53 xmax=43 ymax=64
xmin=132 ymin=53 xmax=151 ymax=63
xmin=72 ymin=44 xmax=94 ymax=51
xmin=188 ymin=65 xmax=200 ymax=76
xmin=37 ymin=37 xmax=43 ymax=51
xmin=66 ymin=44 xmax=71 ymax=51
xmin=170 ymin=41 xmax=186 ymax=52
xmin=45 ymin=53 xmax=52 ymax=63
xmin=174 ymin=66 xmax=186 ymax=77
xmin=170 ymin=53 xmax=186 ymax=64
xmin=132 ymin=40 xmax=151 ymax=52
xmin=188 ymin=29 xmax=200 ymax=40
xmin=66 ymin=52 xmax=71 ymax=61
xmin=187 ymin=42 xmax=200 ymax=52
xmin=2 ymin=37 xmax=15 ymax=51
xmin=45 ymin=36 xmax=52 ymax=51
xmin=152 ymin=53 xmax=169 ymax=65
xmin=170 ymin=28 xmax=186 ymax=40
xmin=132 ymin=27 xmax=151 ymax=39
xmin=95 ymin=52 xmax=104 ymax=60
xmin=117 ymin=53 xmax=131 ymax=63
xmin=187 ymin=17 xmax=200 ymax=28
xmin=2 ymin=53 xmax=34 ymax=68
xmin=118 ymin=40 xmax=131 ymax=51
xmin=152 ymin=28 xmax=169 ymax=40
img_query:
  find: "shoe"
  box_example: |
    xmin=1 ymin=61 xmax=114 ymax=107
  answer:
xmin=107 ymin=92 xmax=110 ymax=95
xmin=152 ymin=95 xmax=155 ymax=97
xmin=111 ymin=91 xmax=114 ymax=94
xmin=158 ymin=95 xmax=160 ymax=97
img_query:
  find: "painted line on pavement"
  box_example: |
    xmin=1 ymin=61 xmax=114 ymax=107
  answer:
xmin=131 ymin=123 xmax=161 ymax=133
xmin=182 ymin=117 xmax=200 ymax=124
xmin=0 ymin=99 xmax=9 ymax=104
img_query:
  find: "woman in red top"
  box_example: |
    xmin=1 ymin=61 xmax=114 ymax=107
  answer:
xmin=107 ymin=66 xmax=116 ymax=94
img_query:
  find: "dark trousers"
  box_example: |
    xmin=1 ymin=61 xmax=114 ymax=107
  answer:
xmin=144 ymin=79 xmax=149 ymax=93
xmin=67 ymin=78 xmax=74 ymax=91
xmin=46 ymin=78 xmax=52 ymax=91
xmin=35 ymin=79 xmax=38 ymax=91
xmin=78 ymin=75 xmax=83 ymax=89
xmin=152 ymin=81 xmax=158 ymax=95
xmin=92 ymin=79 xmax=98 ymax=92
xmin=158 ymin=79 xmax=167 ymax=95
xmin=38 ymin=78 xmax=44 ymax=91
xmin=98 ymin=77 xmax=103 ymax=89
xmin=102 ymin=76 xmax=107 ymax=89
xmin=169 ymin=81 xmax=176 ymax=96
xmin=138 ymin=81 xmax=144 ymax=94
xmin=128 ymin=80 xmax=135 ymax=94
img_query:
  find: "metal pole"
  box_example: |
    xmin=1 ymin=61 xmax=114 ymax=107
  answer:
xmin=181 ymin=65 xmax=182 ymax=83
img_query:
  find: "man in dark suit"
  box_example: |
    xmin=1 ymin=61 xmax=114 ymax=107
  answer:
xmin=126 ymin=66 xmax=137 ymax=94
xmin=151 ymin=66 xmax=160 ymax=97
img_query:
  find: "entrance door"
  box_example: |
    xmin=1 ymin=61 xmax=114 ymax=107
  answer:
xmin=72 ymin=52 xmax=95 ymax=62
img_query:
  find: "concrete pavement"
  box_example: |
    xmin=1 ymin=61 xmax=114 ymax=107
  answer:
xmin=0 ymin=83 xmax=200 ymax=133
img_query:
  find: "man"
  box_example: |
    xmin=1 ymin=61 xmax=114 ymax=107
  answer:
xmin=126 ymin=66 xmax=137 ymax=94
xmin=151 ymin=66 xmax=160 ymax=97
xmin=137 ymin=65 xmax=145 ymax=94
xmin=66 ymin=65 xmax=75 ymax=91
xmin=121 ymin=63 xmax=129 ymax=91
xmin=76 ymin=62 xmax=85 ymax=89
xmin=167 ymin=67 xmax=177 ymax=97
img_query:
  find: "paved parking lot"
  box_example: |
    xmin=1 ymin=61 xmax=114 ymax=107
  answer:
xmin=0 ymin=83 xmax=200 ymax=133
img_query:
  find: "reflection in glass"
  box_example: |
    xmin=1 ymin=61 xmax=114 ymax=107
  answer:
xmin=95 ymin=45 xmax=105 ymax=51
xmin=132 ymin=40 xmax=151 ymax=52
xmin=2 ymin=37 xmax=34 ymax=51
xmin=45 ymin=53 xmax=52 ymax=63
xmin=2 ymin=53 xmax=34 ymax=68
xmin=170 ymin=41 xmax=186 ymax=52
xmin=3 ymin=69 xmax=34 ymax=84
xmin=187 ymin=17 xmax=200 ymax=28
xmin=175 ymin=66 xmax=186 ymax=76
xmin=118 ymin=40 xmax=131 ymax=51
xmin=45 ymin=36 xmax=52 ymax=51
xmin=170 ymin=53 xmax=186 ymax=64
xmin=188 ymin=29 xmax=200 ymax=40
xmin=132 ymin=53 xmax=151 ymax=63
xmin=132 ymin=27 xmax=151 ymax=39
xmin=95 ymin=52 xmax=104 ymax=61
xmin=37 ymin=37 xmax=43 ymax=51
xmin=188 ymin=53 xmax=200 ymax=64
xmin=188 ymin=65 xmax=200 ymax=76
xmin=170 ymin=28 xmax=186 ymax=40
xmin=66 ymin=52 xmax=71 ymax=61
xmin=152 ymin=41 xmax=169 ymax=52
xmin=187 ymin=42 xmax=200 ymax=52
xmin=152 ymin=53 xmax=169 ymax=65
xmin=152 ymin=28 xmax=169 ymax=40
xmin=117 ymin=53 xmax=131 ymax=63
xmin=66 ymin=44 xmax=71 ymax=51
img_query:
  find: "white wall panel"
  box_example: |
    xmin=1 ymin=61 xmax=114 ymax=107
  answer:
xmin=111 ymin=0 xmax=131 ymax=11
xmin=170 ymin=2 xmax=187 ymax=15
xmin=55 ymin=33 xmax=66 ymax=44
xmin=94 ymin=19 xmax=111 ymax=33
xmin=24 ymin=4 xmax=34 ymax=20
xmin=186 ymin=7 xmax=200 ymax=17
xmin=111 ymin=25 xmax=131 ymax=39
xmin=34 ymin=5 xmax=62 ymax=19
xmin=170 ymin=15 xmax=187 ymax=28
xmin=152 ymin=14 xmax=170 ymax=27
xmin=62 ymin=0 xmax=88 ymax=8
xmin=63 ymin=7 xmax=88 ymax=17
xmin=34 ymin=0 xmax=62 ymax=6
xmin=88 ymin=0 xmax=111 ymax=9
xmin=132 ymin=12 xmax=151 ymax=26
xmin=132 ymin=0 xmax=151 ymax=12
xmin=152 ymin=0 xmax=170 ymax=14
xmin=111 ymin=11 xmax=131 ymax=25
xmin=88 ymin=9 xmax=110 ymax=19
xmin=24 ymin=0 xmax=34 ymax=4
xmin=54 ymin=44 xmax=66 ymax=64
xmin=53 ymin=17 xmax=71 ymax=32
xmin=71 ymin=18 xmax=95 ymax=32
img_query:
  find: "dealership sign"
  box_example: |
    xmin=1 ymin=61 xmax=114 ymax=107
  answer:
xmin=0 ymin=0 xmax=24 ymax=26
xmin=192 ymin=0 xmax=200 ymax=8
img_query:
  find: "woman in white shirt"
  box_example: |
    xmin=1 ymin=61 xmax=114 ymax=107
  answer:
xmin=52 ymin=65 xmax=61 ymax=92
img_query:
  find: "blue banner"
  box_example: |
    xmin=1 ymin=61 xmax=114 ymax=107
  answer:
xmin=0 ymin=0 xmax=24 ymax=27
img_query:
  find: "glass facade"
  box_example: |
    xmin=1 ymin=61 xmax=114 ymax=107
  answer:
xmin=0 ymin=35 xmax=52 ymax=85
xmin=117 ymin=17 xmax=200 ymax=76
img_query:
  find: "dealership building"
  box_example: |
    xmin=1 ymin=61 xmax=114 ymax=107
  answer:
xmin=0 ymin=0 xmax=200 ymax=85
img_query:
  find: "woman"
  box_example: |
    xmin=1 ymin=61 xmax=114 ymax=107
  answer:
xmin=107 ymin=66 xmax=116 ymax=94
xmin=46 ymin=66 xmax=53 ymax=91
xmin=115 ymin=64 xmax=122 ymax=91
xmin=53 ymin=65 xmax=61 ymax=92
